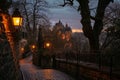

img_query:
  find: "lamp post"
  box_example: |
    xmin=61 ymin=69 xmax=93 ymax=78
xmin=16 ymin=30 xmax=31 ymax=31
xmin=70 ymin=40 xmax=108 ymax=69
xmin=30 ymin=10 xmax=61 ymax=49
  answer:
xmin=30 ymin=44 xmax=37 ymax=64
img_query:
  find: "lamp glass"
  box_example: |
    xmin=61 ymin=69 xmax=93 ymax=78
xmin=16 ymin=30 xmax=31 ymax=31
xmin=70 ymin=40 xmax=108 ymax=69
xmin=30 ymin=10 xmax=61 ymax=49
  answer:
xmin=12 ymin=17 xmax=22 ymax=27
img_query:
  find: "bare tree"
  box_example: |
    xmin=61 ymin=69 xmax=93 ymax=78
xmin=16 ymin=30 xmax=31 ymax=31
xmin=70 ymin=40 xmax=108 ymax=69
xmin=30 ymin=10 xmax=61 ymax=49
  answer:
xmin=12 ymin=0 xmax=50 ymax=44
xmin=101 ymin=2 xmax=120 ymax=50
xmin=60 ymin=0 xmax=114 ymax=53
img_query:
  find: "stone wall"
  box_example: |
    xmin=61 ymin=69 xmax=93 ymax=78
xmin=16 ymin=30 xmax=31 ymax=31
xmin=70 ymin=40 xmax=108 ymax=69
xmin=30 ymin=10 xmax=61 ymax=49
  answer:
xmin=55 ymin=59 xmax=120 ymax=80
xmin=0 ymin=33 xmax=22 ymax=80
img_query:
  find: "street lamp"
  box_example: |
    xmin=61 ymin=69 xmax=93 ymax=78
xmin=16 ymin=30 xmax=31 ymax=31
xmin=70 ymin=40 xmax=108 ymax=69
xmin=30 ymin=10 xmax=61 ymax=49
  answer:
xmin=44 ymin=42 xmax=51 ymax=49
xmin=0 ymin=8 xmax=23 ymax=32
xmin=0 ymin=7 xmax=23 ymax=80
xmin=1 ymin=8 xmax=23 ymax=60
xmin=20 ymin=47 xmax=24 ymax=54
xmin=12 ymin=9 xmax=23 ymax=27
xmin=30 ymin=44 xmax=37 ymax=65
xmin=46 ymin=42 xmax=50 ymax=47
xmin=0 ymin=8 xmax=23 ymax=52
xmin=30 ymin=44 xmax=37 ymax=53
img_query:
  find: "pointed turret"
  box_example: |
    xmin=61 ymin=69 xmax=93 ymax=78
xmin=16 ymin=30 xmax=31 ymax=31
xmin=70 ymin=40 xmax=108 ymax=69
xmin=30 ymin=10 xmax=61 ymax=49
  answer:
xmin=58 ymin=20 xmax=62 ymax=24
xmin=65 ymin=23 xmax=71 ymax=31
xmin=65 ymin=23 xmax=68 ymax=27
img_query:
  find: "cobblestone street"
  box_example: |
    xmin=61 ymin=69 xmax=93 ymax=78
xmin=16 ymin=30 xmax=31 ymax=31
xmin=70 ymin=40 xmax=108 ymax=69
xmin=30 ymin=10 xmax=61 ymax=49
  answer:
xmin=19 ymin=56 xmax=75 ymax=80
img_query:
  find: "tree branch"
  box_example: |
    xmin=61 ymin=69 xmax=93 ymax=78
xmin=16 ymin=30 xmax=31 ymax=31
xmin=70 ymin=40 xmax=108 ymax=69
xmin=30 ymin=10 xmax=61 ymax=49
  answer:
xmin=90 ymin=16 xmax=95 ymax=20
xmin=60 ymin=0 xmax=74 ymax=7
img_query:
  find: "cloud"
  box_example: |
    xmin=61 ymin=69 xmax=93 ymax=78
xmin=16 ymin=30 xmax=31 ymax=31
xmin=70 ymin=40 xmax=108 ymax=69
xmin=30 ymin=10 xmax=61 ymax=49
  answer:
xmin=46 ymin=0 xmax=82 ymax=29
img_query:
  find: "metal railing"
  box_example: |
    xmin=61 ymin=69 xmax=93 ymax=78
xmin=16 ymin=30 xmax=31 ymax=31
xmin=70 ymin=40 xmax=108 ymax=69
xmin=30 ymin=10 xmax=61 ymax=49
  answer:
xmin=51 ymin=51 xmax=120 ymax=80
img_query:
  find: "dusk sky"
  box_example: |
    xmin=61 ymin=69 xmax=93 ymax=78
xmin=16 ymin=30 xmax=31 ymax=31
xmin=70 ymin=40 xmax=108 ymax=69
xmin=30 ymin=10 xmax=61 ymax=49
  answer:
xmin=46 ymin=0 xmax=81 ymax=30
xmin=46 ymin=0 xmax=120 ymax=31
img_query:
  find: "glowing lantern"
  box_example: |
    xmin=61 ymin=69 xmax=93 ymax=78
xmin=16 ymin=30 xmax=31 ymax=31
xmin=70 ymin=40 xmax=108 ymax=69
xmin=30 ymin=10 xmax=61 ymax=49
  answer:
xmin=46 ymin=42 xmax=50 ymax=47
xmin=32 ymin=45 xmax=36 ymax=49
xmin=44 ymin=42 xmax=52 ymax=48
xmin=12 ymin=9 xmax=23 ymax=27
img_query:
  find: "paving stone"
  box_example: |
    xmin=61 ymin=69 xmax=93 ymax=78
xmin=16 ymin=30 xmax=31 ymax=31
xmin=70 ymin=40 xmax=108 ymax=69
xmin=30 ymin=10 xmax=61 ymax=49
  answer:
xmin=20 ymin=56 xmax=75 ymax=80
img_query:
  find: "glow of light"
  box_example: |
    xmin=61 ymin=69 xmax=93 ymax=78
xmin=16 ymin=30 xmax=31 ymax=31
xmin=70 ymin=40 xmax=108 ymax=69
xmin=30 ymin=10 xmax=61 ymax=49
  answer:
xmin=32 ymin=45 xmax=36 ymax=49
xmin=20 ymin=47 xmax=24 ymax=53
xmin=72 ymin=29 xmax=83 ymax=33
xmin=46 ymin=43 xmax=50 ymax=47
xmin=12 ymin=17 xmax=22 ymax=26
xmin=61 ymin=34 xmax=65 ymax=40
xmin=21 ymin=47 xmax=24 ymax=51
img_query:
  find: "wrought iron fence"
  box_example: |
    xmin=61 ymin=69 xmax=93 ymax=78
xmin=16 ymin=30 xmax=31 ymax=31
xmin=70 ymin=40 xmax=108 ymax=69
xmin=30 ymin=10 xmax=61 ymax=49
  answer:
xmin=52 ymin=50 xmax=120 ymax=80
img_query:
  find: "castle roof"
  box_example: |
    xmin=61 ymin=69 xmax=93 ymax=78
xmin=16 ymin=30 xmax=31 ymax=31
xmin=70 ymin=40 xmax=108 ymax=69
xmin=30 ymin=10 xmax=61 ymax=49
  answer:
xmin=65 ymin=23 xmax=72 ymax=31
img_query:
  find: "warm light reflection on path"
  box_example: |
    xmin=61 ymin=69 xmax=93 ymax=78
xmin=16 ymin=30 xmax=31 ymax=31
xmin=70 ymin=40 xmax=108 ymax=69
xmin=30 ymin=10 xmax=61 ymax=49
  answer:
xmin=19 ymin=55 xmax=75 ymax=80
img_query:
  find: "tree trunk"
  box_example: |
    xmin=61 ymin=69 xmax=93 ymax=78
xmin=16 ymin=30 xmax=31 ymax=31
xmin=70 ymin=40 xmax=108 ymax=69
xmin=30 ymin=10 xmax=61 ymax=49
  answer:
xmin=78 ymin=0 xmax=112 ymax=53
xmin=88 ymin=35 xmax=99 ymax=53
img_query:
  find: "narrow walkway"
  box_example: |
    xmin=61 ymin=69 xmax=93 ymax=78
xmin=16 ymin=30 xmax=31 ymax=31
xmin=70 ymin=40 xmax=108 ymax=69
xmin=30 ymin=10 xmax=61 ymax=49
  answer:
xmin=19 ymin=56 xmax=75 ymax=80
